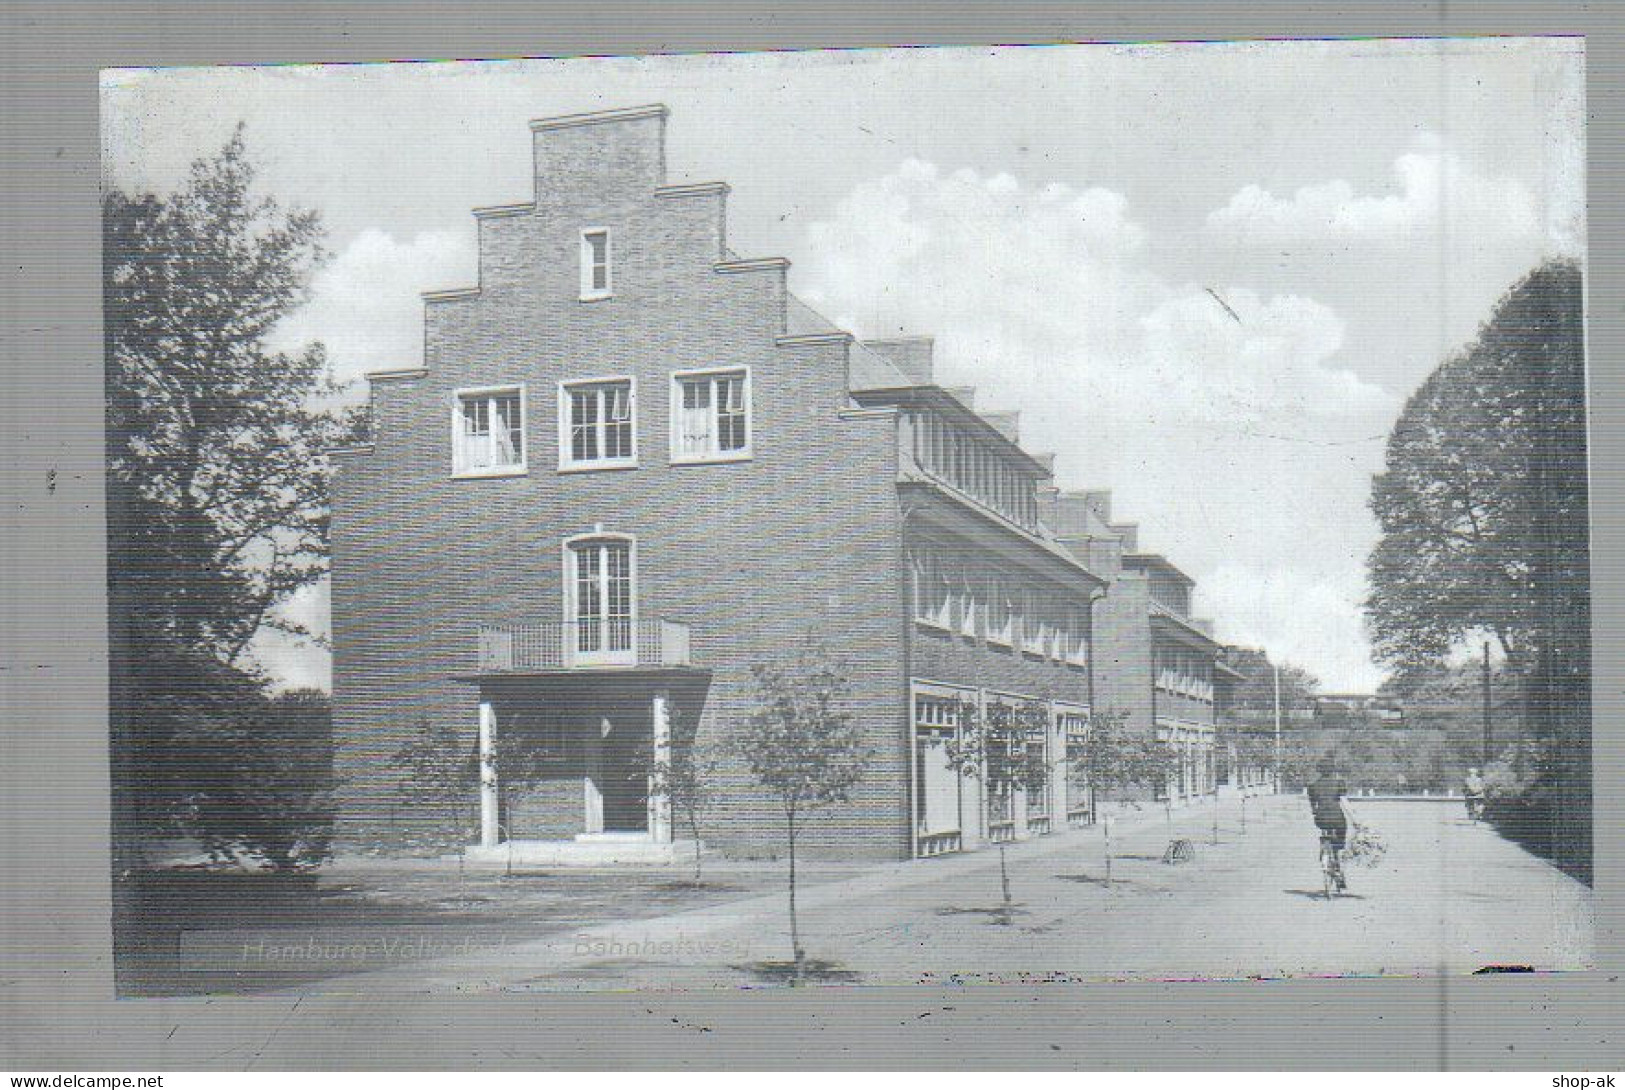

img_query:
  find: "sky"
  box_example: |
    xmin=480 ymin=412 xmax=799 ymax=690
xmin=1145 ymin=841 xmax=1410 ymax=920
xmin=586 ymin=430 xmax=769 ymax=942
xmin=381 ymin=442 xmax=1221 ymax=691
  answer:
xmin=100 ymin=38 xmax=1585 ymax=693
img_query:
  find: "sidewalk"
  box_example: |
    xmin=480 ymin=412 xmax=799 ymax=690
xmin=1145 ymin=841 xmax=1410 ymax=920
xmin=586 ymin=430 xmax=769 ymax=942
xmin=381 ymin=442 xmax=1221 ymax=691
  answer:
xmin=281 ymin=790 xmax=1594 ymax=993
xmin=285 ymin=791 xmax=1296 ymax=994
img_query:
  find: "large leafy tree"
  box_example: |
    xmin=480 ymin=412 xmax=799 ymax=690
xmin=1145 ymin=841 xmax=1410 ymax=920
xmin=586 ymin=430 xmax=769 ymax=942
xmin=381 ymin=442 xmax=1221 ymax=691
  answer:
xmin=1366 ymin=258 xmax=1587 ymax=680
xmin=105 ymin=124 xmax=351 ymax=663
xmin=1365 ymin=257 xmax=1589 ymax=878
xmin=105 ymin=127 xmax=352 ymax=867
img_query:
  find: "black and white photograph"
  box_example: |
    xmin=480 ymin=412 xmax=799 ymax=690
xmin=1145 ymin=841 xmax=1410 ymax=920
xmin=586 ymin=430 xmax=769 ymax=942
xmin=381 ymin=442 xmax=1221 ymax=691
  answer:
xmin=97 ymin=37 xmax=1592 ymax=1002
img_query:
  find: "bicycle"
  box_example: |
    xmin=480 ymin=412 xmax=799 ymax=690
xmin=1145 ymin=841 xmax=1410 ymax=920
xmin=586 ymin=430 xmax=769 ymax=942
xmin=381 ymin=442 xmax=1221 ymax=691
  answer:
xmin=1319 ymin=830 xmax=1347 ymax=900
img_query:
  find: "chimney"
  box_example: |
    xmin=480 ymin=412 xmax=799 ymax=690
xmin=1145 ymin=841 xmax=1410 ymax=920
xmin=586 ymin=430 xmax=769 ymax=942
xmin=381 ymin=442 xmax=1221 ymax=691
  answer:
xmin=530 ymin=104 xmax=668 ymax=210
xmin=980 ymin=410 xmax=1020 ymax=444
xmin=860 ymin=337 xmax=935 ymax=385
xmin=1110 ymin=522 xmax=1139 ymax=552
xmin=1044 ymin=491 xmax=1095 ymax=538
xmin=1083 ymin=489 xmax=1112 ymax=524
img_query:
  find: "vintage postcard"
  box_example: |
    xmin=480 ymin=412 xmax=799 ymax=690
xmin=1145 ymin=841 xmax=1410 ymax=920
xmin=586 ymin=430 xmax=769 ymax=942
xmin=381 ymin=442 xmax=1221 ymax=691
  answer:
xmin=99 ymin=38 xmax=1590 ymax=998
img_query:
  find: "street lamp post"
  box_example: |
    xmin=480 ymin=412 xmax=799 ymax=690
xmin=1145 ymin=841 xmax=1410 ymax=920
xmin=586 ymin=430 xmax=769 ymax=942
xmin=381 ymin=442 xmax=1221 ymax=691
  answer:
xmin=1272 ymin=662 xmax=1283 ymax=793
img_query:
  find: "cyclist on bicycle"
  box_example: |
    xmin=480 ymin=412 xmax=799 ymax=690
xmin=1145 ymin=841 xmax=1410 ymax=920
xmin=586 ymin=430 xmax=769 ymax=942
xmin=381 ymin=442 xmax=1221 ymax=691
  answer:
xmin=1463 ymin=766 xmax=1485 ymax=821
xmin=1306 ymin=757 xmax=1349 ymax=891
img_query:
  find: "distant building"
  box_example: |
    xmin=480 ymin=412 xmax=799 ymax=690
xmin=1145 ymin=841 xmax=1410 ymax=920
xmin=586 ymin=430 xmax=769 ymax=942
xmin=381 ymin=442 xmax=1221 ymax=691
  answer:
xmin=1039 ymin=491 xmax=1225 ymax=804
xmin=1313 ymin=693 xmax=1406 ymax=728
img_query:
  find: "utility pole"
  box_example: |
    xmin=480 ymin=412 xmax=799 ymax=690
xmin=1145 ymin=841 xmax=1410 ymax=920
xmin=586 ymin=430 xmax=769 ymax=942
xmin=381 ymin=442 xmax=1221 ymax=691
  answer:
xmin=1272 ymin=662 xmax=1283 ymax=793
xmin=1482 ymin=640 xmax=1493 ymax=765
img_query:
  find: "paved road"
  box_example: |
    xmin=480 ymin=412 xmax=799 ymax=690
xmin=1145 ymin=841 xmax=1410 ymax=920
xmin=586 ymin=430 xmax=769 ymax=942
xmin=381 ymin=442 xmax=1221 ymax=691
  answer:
xmin=301 ymin=793 xmax=1593 ymax=994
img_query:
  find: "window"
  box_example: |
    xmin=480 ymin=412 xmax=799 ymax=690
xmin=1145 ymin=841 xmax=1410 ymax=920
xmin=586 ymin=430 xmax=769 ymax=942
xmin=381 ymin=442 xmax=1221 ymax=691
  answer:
xmin=579 ymin=228 xmax=611 ymax=299
xmin=1026 ymin=735 xmax=1050 ymax=819
xmin=912 ymin=549 xmax=952 ymax=629
xmin=452 ymin=386 xmax=525 ymax=477
xmin=559 ymin=378 xmax=635 ymax=469
xmin=913 ymin=691 xmax=965 ymax=852
xmin=986 ymin=575 xmax=1014 ymax=646
xmin=672 ymin=368 xmax=751 ymax=462
xmin=1058 ymin=712 xmax=1090 ymax=741
xmin=1066 ymin=604 xmax=1090 ymax=666
xmin=567 ymin=536 xmax=634 ymax=665
xmin=1021 ymin=587 xmax=1047 ymax=656
xmin=959 ymin=573 xmax=980 ymax=639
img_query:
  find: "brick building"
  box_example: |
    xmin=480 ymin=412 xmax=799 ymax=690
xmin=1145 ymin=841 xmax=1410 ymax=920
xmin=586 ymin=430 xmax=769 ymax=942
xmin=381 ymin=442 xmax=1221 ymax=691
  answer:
xmin=1038 ymin=489 xmax=1230 ymax=805
xmin=330 ymin=104 xmax=1221 ymax=864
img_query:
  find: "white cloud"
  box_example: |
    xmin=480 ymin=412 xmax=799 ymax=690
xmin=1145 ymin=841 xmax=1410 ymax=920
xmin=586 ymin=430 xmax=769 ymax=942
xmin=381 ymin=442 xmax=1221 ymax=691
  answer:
xmin=246 ymin=579 xmax=332 ymax=693
xmin=1202 ymin=563 xmax=1385 ymax=693
xmin=1205 ymin=138 xmax=1549 ymax=250
xmin=798 ymin=160 xmax=1396 ymax=689
xmin=269 ymin=227 xmax=477 ymax=395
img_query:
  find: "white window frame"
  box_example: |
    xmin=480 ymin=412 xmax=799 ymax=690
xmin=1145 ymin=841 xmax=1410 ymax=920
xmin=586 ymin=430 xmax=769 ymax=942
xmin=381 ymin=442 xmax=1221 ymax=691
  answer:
xmin=562 ymin=532 xmax=638 ymax=666
xmin=1021 ymin=586 xmax=1048 ymax=657
xmin=910 ymin=680 xmax=974 ymax=852
xmin=557 ymin=375 xmax=637 ymax=472
xmin=450 ymin=384 xmax=527 ymax=479
xmin=670 ymin=366 xmax=753 ymax=464
xmin=579 ymin=227 xmax=612 ymax=301
xmin=986 ymin=575 xmax=1015 ymax=647
xmin=1067 ymin=605 xmax=1091 ymax=667
xmin=958 ymin=573 xmax=980 ymax=640
xmin=912 ymin=549 xmax=953 ymax=631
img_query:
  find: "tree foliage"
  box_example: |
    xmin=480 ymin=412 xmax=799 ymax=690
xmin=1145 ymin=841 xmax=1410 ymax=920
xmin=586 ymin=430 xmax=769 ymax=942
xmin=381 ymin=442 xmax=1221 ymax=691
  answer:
xmin=184 ymin=688 xmax=335 ymax=871
xmin=1219 ymin=646 xmax=1320 ymax=715
xmin=392 ymin=716 xmax=481 ymax=857
xmin=642 ymin=708 xmax=719 ymax=882
xmin=1070 ymin=709 xmax=1165 ymax=807
xmin=1365 ymin=258 xmax=1587 ymax=683
xmin=942 ymin=697 xmax=1051 ymax=807
xmin=106 ymin=126 xmax=352 ymax=870
xmin=942 ymin=696 xmax=1052 ymax=923
xmin=738 ymin=643 xmax=869 ymax=975
xmin=1364 ymin=258 xmax=1589 ymax=880
xmin=105 ymin=124 xmax=355 ymax=664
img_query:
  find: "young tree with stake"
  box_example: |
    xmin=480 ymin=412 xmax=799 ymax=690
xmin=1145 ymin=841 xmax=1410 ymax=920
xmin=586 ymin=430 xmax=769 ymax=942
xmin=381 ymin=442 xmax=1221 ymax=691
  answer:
xmin=640 ymin=708 xmax=718 ymax=884
xmin=738 ymin=644 xmax=869 ymax=982
xmin=943 ymin=696 xmax=1051 ymax=924
xmin=1081 ymin=710 xmax=1166 ymax=887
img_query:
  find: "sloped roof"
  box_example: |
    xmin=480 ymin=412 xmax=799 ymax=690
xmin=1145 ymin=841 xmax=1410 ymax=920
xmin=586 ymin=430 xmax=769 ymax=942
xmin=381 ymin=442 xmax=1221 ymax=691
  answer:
xmin=785 ymin=293 xmax=915 ymax=392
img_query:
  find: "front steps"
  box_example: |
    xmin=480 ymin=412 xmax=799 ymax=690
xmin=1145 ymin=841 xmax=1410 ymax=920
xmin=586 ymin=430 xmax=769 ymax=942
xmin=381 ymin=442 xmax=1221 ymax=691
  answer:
xmin=461 ymin=833 xmax=702 ymax=867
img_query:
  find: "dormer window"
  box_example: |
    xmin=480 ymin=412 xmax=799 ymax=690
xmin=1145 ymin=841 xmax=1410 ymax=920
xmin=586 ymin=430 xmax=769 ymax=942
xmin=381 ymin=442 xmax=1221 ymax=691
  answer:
xmin=580 ymin=228 xmax=611 ymax=300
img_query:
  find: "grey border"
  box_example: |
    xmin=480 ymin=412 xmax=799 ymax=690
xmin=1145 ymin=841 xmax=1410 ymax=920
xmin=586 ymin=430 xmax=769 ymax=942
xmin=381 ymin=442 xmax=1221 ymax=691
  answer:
xmin=1 ymin=0 xmax=1617 ymax=1071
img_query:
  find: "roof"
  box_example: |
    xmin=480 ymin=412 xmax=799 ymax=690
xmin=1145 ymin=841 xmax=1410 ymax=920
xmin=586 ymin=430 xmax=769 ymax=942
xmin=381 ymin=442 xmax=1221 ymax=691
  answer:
xmin=785 ymin=294 xmax=916 ymax=391
xmin=1149 ymin=601 xmax=1219 ymax=649
xmin=1123 ymin=553 xmax=1196 ymax=586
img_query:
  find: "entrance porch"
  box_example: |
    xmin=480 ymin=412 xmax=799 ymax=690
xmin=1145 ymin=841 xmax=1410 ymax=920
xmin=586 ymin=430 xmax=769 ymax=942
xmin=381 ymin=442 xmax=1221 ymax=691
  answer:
xmin=458 ymin=620 xmax=710 ymax=866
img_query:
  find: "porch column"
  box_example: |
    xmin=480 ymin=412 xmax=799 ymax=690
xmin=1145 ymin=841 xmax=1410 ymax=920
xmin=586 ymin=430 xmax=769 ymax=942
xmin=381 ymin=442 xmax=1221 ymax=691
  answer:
xmin=649 ymin=689 xmax=673 ymax=844
xmin=478 ymin=700 xmax=499 ymax=848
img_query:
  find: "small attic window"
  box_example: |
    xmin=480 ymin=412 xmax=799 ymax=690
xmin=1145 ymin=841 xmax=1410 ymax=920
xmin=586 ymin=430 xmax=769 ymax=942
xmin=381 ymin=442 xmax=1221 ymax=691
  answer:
xmin=580 ymin=228 xmax=611 ymax=300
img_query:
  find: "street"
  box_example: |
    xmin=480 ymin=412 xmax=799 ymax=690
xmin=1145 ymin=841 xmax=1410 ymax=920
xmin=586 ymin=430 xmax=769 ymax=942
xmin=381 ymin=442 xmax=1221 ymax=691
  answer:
xmin=300 ymin=793 xmax=1593 ymax=994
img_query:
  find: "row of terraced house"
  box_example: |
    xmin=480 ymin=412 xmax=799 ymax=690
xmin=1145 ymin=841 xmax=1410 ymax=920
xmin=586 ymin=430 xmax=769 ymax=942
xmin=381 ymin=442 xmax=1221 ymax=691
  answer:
xmin=329 ymin=104 xmax=1257 ymax=865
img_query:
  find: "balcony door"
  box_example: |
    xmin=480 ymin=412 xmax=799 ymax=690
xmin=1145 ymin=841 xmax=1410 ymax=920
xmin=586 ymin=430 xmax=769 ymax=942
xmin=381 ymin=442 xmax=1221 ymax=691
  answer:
xmin=568 ymin=536 xmax=635 ymax=666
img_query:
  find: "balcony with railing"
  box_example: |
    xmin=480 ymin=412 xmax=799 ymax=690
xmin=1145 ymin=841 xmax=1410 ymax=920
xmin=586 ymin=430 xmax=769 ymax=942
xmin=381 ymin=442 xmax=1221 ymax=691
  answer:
xmin=476 ymin=618 xmax=695 ymax=673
